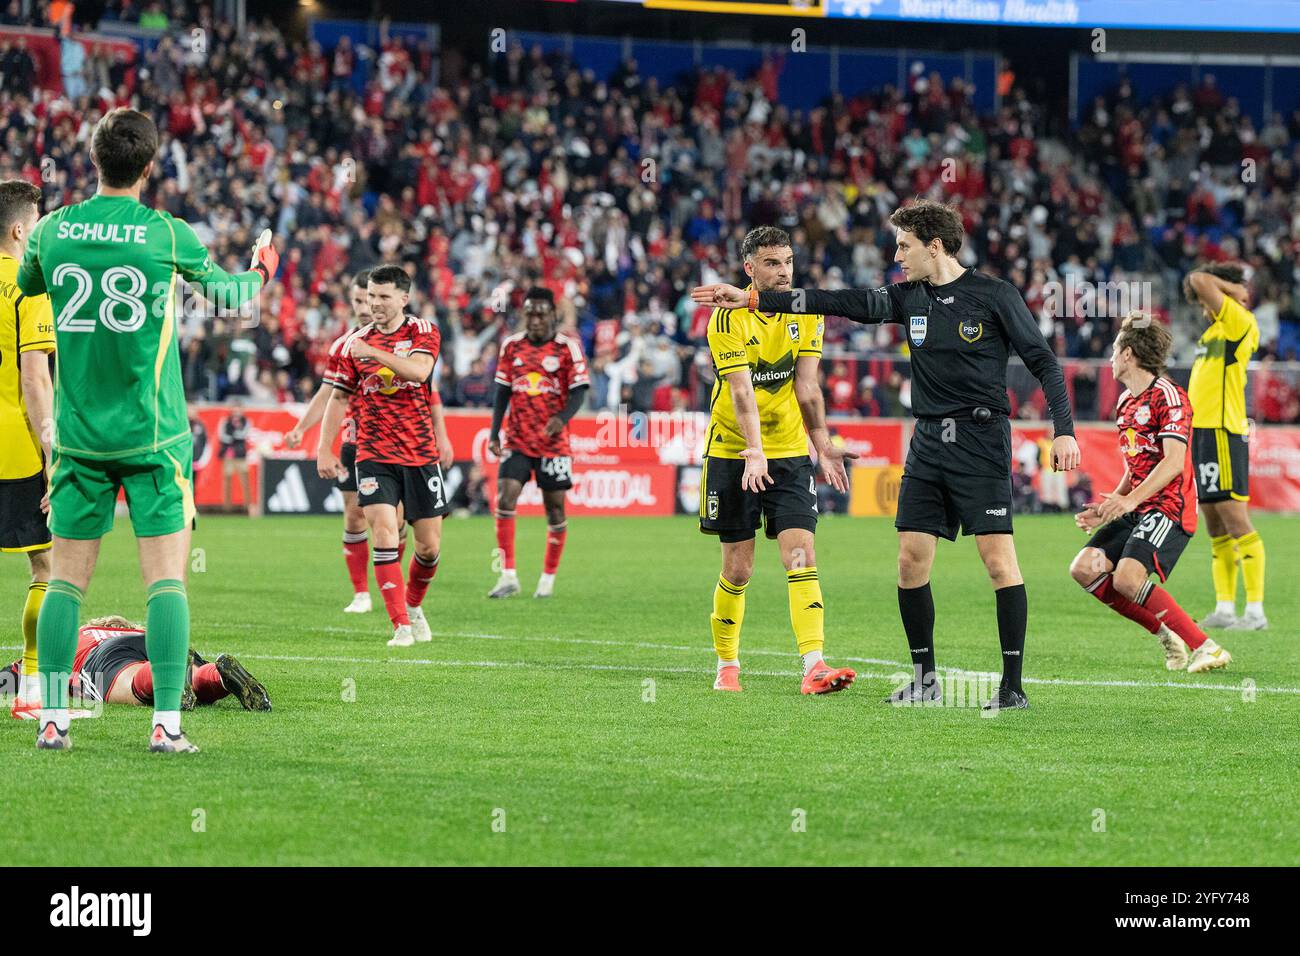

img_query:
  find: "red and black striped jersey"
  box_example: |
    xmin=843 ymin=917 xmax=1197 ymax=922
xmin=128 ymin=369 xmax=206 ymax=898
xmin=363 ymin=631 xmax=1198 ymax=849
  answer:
xmin=324 ymin=315 xmax=441 ymax=466
xmin=494 ymin=331 xmax=589 ymax=457
xmin=1116 ymin=376 xmax=1196 ymax=534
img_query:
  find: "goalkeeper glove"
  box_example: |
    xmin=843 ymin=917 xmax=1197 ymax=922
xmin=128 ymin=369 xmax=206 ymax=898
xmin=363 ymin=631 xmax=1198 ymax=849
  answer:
xmin=250 ymin=229 xmax=279 ymax=285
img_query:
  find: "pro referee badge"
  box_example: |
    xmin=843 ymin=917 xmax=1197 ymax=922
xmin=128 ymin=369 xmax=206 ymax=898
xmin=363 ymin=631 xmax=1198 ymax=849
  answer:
xmin=909 ymin=314 xmax=927 ymax=347
xmin=958 ymin=319 xmax=983 ymax=343
xmin=707 ymin=491 xmax=719 ymax=520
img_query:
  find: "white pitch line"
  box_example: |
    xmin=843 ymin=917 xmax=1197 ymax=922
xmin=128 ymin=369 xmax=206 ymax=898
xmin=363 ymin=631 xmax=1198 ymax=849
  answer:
xmin=4 ymin=633 xmax=1292 ymax=696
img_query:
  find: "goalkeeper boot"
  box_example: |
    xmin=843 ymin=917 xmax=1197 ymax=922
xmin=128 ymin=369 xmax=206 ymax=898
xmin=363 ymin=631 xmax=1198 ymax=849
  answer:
xmin=149 ymin=724 xmax=200 ymax=754
xmin=36 ymin=721 xmax=71 ymax=750
xmin=487 ymin=572 xmax=520 ymax=599
xmin=982 ymin=682 xmax=1029 ymax=712
xmin=713 ymin=664 xmax=741 ymax=692
xmin=215 ymin=654 xmax=272 ymax=712
xmin=407 ymin=605 xmax=432 ymax=642
xmin=344 ymin=593 xmax=372 ymax=614
xmin=1198 ymin=607 xmax=1239 ymax=629
xmin=886 ymin=676 xmax=942 ymax=706
xmin=1187 ymin=639 xmax=1232 ymax=674
xmin=800 ymin=660 xmax=856 ymax=695
xmin=387 ymin=624 xmax=414 ymax=648
xmin=1156 ymin=624 xmax=1189 ymax=671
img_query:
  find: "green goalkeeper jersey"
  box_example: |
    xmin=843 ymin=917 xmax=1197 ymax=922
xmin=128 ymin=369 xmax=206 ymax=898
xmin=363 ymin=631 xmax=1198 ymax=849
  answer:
xmin=16 ymin=194 xmax=264 ymax=460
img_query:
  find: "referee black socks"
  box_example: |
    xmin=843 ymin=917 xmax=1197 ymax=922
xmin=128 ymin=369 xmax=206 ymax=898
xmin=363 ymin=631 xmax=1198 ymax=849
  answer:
xmin=995 ymin=584 xmax=1027 ymax=693
xmin=897 ymin=583 xmax=937 ymax=690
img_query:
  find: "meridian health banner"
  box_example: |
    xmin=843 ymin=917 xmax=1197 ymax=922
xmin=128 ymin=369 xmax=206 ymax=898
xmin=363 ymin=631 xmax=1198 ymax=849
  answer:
xmin=826 ymin=0 xmax=1300 ymax=30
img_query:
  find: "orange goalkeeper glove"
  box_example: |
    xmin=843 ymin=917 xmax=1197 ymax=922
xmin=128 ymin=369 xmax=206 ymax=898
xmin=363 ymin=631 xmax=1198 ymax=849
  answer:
xmin=250 ymin=229 xmax=279 ymax=285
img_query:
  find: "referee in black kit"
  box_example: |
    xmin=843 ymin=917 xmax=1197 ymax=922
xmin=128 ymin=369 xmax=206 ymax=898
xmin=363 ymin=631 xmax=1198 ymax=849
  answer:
xmin=693 ymin=199 xmax=1080 ymax=710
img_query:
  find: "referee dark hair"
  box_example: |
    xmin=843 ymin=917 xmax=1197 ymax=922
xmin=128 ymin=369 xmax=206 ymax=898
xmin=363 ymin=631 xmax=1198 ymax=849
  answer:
xmin=692 ymin=198 xmax=1081 ymax=711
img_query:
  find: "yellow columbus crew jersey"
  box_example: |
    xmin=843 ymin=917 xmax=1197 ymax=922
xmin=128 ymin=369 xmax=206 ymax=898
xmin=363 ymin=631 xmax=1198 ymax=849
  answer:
xmin=705 ymin=304 xmax=823 ymax=459
xmin=1189 ymin=296 xmax=1259 ymax=434
xmin=0 ymin=254 xmax=54 ymax=480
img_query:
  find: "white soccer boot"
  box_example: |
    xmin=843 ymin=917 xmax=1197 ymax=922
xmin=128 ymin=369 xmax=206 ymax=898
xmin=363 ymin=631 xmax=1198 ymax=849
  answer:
xmin=344 ymin=592 xmax=372 ymax=614
xmin=1198 ymin=607 xmax=1239 ymax=629
xmin=1187 ymin=639 xmax=1232 ymax=674
xmin=1227 ymin=609 xmax=1268 ymax=631
xmin=1156 ymin=624 xmax=1188 ymax=671
xmin=488 ymin=571 xmax=520 ymax=599
xmin=407 ymin=606 xmax=432 ymax=642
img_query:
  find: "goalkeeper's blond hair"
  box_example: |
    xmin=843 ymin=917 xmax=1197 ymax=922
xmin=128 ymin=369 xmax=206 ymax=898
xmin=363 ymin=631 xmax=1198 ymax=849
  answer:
xmin=86 ymin=614 xmax=140 ymax=630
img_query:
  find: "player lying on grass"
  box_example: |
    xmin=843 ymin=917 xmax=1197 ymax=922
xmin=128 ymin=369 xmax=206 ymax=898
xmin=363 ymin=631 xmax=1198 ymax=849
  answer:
xmin=5 ymin=615 xmax=271 ymax=716
xmin=1070 ymin=314 xmax=1231 ymax=674
xmin=699 ymin=226 xmax=859 ymax=695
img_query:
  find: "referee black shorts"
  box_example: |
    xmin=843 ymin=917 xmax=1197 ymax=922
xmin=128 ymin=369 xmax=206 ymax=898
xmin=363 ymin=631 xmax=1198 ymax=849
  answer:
xmin=700 ymin=455 xmax=818 ymax=543
xmin=1192 ymin=427 xmax=1249 ymax=503
xmin=0 ymin=470 xmax=51 ymax=553
xmin=896 ymin=417 xmax=1014 ymax=540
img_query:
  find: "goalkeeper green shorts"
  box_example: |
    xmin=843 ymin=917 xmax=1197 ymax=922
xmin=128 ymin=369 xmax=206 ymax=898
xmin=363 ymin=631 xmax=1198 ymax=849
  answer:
xmin=48 ymin=443 xmax=196 ymax=540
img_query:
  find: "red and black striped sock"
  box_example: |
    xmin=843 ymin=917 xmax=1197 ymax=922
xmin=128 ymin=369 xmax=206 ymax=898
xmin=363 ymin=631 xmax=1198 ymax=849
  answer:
xmin=406 ymin=552 xmax=440 ymax=608
xmin=373 ymin=548 xmax=409 ymax=627
xmin=543 ymin=523 xmax=567 ymax=575
xmin=342 ymin=530 xmax=369 ymax=594
xmin=1085 ymin=574 xmax=1160 ymax=634
xmin=1136 ymin=580 xmax=1207 ymax=650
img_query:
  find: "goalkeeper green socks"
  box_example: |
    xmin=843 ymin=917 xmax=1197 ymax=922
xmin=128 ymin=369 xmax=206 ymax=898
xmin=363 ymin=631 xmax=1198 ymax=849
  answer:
xmin=145 ymin=579 xmax=190 ymax=715
xmin=37 ymin=580 xmax=84 ymax=722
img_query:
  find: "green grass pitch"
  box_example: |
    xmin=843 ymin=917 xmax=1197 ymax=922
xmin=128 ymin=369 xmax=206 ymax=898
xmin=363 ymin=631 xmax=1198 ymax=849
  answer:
xmin=0 ymin=513 xmax=1296 ymax=866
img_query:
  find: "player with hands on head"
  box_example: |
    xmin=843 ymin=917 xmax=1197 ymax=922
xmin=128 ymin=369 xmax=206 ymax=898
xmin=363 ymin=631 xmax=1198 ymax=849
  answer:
xmin=1181 ymin=263 xmax=1266 ymax=632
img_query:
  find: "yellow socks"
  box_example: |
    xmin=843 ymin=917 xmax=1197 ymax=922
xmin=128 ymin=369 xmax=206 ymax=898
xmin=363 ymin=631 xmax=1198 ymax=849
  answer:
xmin=22 ymin=581 xmax=46 ymax=683
xmin=1236 ymin=531 xmax=1265 ymax=605
xmin=787 ymin=567 xmax=824 ymax=657
xmin=1210 ymin=534 xmax=1238 ymax=605
xmin=711 ymin=576 xmax=747 ymax=663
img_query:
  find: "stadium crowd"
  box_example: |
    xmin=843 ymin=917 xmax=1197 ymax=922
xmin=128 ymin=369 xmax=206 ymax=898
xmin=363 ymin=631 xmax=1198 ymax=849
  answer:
xmin=2 ymin=3 xmax=1299 ymax=421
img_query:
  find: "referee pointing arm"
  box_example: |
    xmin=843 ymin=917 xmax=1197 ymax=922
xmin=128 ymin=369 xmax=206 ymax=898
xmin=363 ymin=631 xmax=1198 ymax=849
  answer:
xmin=693 ymin=199 xmax=1080 ymax=711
